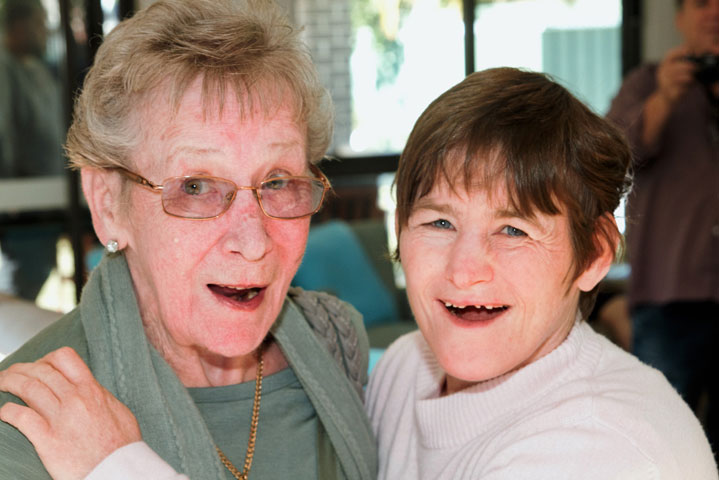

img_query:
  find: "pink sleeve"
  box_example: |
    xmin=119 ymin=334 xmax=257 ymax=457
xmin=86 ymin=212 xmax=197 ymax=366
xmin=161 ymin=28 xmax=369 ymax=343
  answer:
xmin=84 ymin=442 xmax=190 ymax=480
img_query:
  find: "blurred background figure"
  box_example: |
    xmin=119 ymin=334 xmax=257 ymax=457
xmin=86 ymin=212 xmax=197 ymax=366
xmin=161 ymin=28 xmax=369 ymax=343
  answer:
xmin=0 ymin=0 xmax=64 ymax=302
xmin=607 ymin=0 xmax=719 ymax=461
xmin=0 ymin=0 xmax=64 ymax=177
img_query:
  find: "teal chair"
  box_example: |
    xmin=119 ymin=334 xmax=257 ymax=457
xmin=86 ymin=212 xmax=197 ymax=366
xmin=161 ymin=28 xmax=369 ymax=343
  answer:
xmin=293 ymin=220 xmax=416 ymax=350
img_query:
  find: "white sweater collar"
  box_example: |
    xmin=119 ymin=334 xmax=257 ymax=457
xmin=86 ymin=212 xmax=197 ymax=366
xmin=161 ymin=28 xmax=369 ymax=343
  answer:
xmin=413 ymin=321 xmax=603 ymax=449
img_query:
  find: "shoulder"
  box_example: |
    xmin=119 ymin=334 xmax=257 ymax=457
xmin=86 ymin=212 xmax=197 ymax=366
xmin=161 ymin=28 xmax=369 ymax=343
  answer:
xmin=0 ymin=311 xmax=85 ymax=479
xmin=0 ymin=309 xmax=87 ymax=371
xmin=287 ymin=287 xmax=370 ymax=392
xmin=370 ymin=330 xmax=426 ymax=384
xmin=475 ymin=421 xmax=660 ymax=479
xmin=590 ymin=338 xmax=715 ymax=476
xmin=288 ymin=286 xmax=365 ymax=335
xmin=473 ymin=324 xmax=716 ymax=478
xmin=538 ymin=325 xmax=716 ymax=477
xmin=622 ymin=62 xmax=658 ymax=84
xmin=366 ymin=331 xmax=428 ymax=415
xmin=612 ymin=63 xmax=658 ymax=98
xmin=484 ymin=404 xmax=713 ymax=479
xmin=609 ymin=63 xmax=658 ymax=111
xmin=577 ymin=325 xmax=692 ymax=424
xmin=1 ymin=310 xmax=88 ymax=407
xmin=365 ymin=331 xmax=427 ymax=476
xmin=0 ymin=419 xmax=49 ymax=479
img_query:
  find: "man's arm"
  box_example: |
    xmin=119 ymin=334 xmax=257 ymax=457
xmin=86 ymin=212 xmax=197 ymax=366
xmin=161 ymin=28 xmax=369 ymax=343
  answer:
xmin=640 ymin=46 xmax=696 ymax=150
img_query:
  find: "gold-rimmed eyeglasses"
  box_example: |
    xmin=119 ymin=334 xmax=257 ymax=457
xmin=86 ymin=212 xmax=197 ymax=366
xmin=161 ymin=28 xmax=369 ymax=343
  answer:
xmin=112 ymin=163 xmax=331 ymax=220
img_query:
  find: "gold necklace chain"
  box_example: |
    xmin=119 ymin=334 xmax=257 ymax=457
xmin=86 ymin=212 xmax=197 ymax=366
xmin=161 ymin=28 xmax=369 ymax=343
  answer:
xmin=216 ymin=350 xmax=264 ymax=480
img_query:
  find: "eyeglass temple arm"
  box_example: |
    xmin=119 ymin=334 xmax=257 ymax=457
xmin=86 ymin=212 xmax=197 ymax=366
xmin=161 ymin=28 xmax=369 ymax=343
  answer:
xmin=312 ymin=161 xmax=331 ymax=189
xmin=113 ymin=167 xmax=164 ymax=192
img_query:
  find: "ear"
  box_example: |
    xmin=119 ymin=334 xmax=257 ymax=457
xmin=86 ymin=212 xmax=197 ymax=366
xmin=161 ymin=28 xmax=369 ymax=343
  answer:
xmin=576 ymin=213 xmax=619 ymax=292
xmin=81 ymin=168 xmax=130 ymax=249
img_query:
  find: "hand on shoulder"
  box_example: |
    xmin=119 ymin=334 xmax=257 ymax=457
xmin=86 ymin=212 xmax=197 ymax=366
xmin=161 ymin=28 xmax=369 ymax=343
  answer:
xmin=0 ymin=346 xmax=141 ymax=480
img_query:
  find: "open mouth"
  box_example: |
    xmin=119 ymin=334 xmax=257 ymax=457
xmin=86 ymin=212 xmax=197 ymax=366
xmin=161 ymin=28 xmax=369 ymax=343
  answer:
xmin=208 ymin=284 xmax=264 ymax=305
xmin=443 ymin=301 xmax=509 ymax=322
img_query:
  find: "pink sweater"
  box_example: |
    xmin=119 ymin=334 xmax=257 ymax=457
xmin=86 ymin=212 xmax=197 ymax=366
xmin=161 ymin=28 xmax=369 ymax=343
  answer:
xmin=367 ymin=322 xmax=717 ymax=479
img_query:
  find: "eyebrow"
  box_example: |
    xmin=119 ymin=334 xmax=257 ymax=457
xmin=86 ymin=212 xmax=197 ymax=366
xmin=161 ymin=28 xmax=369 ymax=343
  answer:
xmin=413 ymin=198 xmax=524 ymax=219
xmin=168 ymin=146 xmax=222 ymax=159
xmin=163 ymin=147 xmax=223 ymax=175
xmin=412 ymin=199 xmax=457 ymax=216
xmin=268 ymin=140 xmax=302 ymax=150
xmin=168 ymin=142 xmax=303 ymax=165
xmin=494 ymin=206 xmax=526 ymax=220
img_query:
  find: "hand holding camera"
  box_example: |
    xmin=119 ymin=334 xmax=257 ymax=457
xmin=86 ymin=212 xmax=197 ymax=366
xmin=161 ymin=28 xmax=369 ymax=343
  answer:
xmin=686 ymin=54 xmax=719 ymax=86
xmin=656 ymin=46 xmax=699 ymax=106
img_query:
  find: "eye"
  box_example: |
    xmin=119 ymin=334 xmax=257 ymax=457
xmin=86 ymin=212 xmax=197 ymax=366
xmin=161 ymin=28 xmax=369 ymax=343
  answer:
xmin=429 ymin=219 xmax=453 ymax=230
xmin=501 ymin=225 xmax=527 ymax=237
xmin=262 ymin=177 xmax=290 ymax=191
xmin=182 ymin=177 xmax=213 ymax=195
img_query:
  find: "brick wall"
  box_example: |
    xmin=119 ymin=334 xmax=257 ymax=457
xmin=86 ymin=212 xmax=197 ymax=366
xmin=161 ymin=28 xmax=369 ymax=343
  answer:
xmin=293 ymin=0 xmax=353 ymax=154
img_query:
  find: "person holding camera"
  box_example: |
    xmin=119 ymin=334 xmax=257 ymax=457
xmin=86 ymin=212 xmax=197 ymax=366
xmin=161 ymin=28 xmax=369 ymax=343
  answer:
xmin=607 ymin=0 xmax=719 ymax=462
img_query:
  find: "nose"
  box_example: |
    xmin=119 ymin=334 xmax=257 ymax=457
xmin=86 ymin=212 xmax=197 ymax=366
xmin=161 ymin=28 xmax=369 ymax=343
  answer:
xmin=220 ymin=190 xmax=271 ymax=261
xmin=446 ymin=231 xmax=493 ymax=289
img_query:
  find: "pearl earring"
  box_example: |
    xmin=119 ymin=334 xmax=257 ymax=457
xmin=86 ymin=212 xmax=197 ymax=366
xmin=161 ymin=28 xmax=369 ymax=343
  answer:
xmin=106 ymin=240 xmax=120 ymax=253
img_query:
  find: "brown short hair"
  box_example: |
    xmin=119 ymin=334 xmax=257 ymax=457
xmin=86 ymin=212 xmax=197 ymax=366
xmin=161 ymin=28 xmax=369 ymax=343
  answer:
xmin=66 ymin=0 xmax=332 ymax=172
xmin=395 ymin=67 xmax=632 ymax=318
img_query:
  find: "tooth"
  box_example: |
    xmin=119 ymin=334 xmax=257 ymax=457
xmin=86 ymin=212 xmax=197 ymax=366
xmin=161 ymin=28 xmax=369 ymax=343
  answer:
xmin=485 ymin=306 xmax=493 ymax=310
xmin=245 ymin=290 xmax=258 ymax=300
xmin=457 ymin=305 xmax=466 ymax=309
xmin=445 ymin=302 xmax=452 ymax=307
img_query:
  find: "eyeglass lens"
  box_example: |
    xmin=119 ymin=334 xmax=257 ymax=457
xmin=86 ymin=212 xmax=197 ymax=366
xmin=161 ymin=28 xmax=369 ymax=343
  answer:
xmin=161 ymin=176 xmax=325 ymax=219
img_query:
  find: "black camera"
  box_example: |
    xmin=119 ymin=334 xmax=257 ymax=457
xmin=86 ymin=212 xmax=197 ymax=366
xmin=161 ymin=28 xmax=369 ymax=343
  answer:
xmin=686 ymin=54 xmax=719 ymax=85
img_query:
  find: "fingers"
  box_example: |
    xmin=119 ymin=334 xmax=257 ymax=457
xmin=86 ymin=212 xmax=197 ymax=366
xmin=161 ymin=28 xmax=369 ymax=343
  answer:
xmin=42 ymin=347 xmax=95 ymax=387
xmin=0 ymin=401 xmax=50 ymax=441
xmin=41 ymin=348 xmax=120 ymax=417
xmin=0 ymin=349 xmax=88 ymax=417
xmin=664 ymin=45 xmax=691 ymax=63
xmin=656 ymin=48 xmax=698 ymax=104
xmin=0 ymin=366 xmax=66 ymax=419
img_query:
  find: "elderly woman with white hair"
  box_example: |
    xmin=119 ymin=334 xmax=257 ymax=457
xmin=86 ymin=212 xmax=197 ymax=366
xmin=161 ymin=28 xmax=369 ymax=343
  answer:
xmin=0 ymin=1 xmax=376 ymax=479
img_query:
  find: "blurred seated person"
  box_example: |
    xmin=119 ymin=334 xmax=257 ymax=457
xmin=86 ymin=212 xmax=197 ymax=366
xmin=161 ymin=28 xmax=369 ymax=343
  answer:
xmin=367 ymin=67 xmax=717 ymax=479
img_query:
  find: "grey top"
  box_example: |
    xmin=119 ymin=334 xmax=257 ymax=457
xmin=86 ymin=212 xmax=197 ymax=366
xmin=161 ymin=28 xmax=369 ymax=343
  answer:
xmin=607 ymin=63 xmax=719 ymax=308
xmin=189 ymin=367 xmax=319 ymax=479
